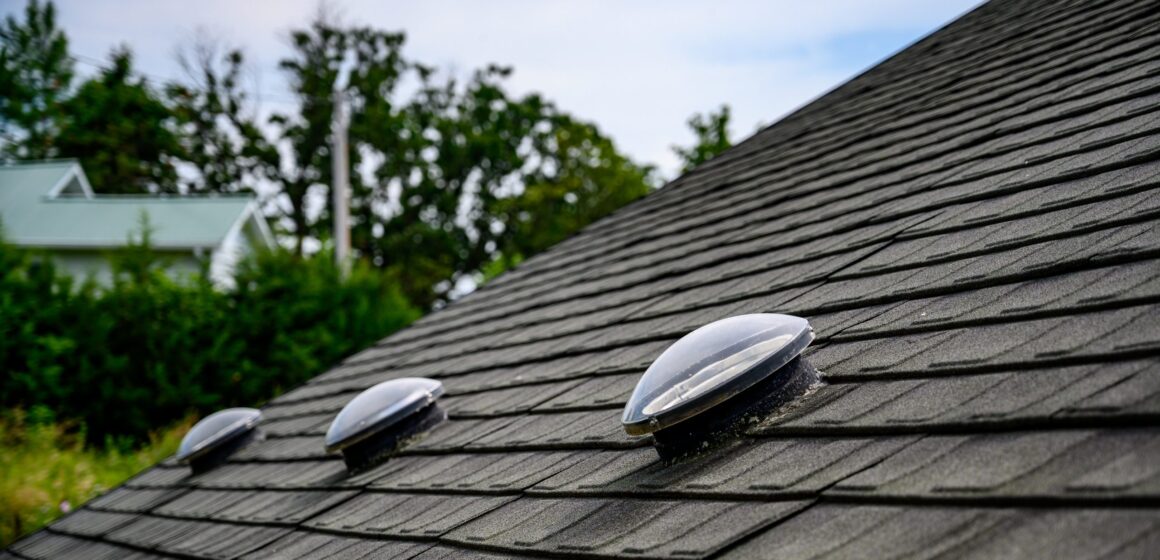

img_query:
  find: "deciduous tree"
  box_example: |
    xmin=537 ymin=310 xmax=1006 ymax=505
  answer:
xmin=0 ymin=0 xmax=73 ymax=160
xmin=673 ymin=104 xmax=733 ymax=173
xmin=168 ymin=37 xmax=267 ymax=194
xmin=55 ymin=48 xmax=184 ymax=194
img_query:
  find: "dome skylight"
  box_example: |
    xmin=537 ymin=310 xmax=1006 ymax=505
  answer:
xmin=177 ymin=408 xmax=262 ymax=473
xmin=325 ymin=377 xmax=446 ymax=471
xmin=622 ymin=313 xmax=817 ymax=459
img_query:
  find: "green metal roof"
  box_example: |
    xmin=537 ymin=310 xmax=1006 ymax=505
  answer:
xmin=0 ymin=160 xmax=269 ymax=250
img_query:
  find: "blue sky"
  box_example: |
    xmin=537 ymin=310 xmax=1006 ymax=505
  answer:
xmin=4 ymin=0 xmax=979 ymax=176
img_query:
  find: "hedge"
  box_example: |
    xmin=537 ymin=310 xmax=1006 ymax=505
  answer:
xmin=0 ymin=236 xmax=418 ymax=444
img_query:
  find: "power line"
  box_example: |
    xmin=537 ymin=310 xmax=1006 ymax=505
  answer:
xmin=67 ymin=52 xmax=319 ymax=106
xmin=70 ymin=52 xmax=180 ymax=86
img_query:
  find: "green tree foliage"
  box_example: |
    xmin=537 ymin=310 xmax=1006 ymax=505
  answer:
xmin=201 ymin=16 xmax=657 ymax=307
xmin=0 ymin=2 xmax=182 ymax=193
xmin=55 ymin=48 xmax=184 ymax=193
xmin=0 ymin=236 xmax=418 ymax=443
xmin=673 ymin=104 xmax=733 ymax=173
xmin=264 ymin=16 xmax=363 ymax=253
xmin=167 ymin=38 xmax=267 ymax=194
xmin=494 ymin=115 xmax=655 ymax=270
xmin=0 ymin=0 xmax=73 ymax=160
xmin=0 ymin=1 xmax=659 ymax=307
xmin=362 ymin=64 xmax=556 ymax=305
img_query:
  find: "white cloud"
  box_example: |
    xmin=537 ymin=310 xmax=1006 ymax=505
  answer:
xmin=38 ymin=0 xmax=978 ymax=175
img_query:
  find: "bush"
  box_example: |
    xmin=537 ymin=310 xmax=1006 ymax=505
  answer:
xmin=0 ymin=238 xmax=419 ymax=443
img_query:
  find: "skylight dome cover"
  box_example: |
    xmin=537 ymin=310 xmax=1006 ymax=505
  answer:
xmin=176 ymin=407 xmax=261 ymax=465
xmin=325 ymin=377 xmax=444 ymax=453
xmin=622 ymin=313 xmax=813 ymax=436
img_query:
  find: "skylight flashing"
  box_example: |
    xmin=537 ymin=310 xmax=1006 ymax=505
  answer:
xmin=623 ymin=313 xmax=818 ymax=460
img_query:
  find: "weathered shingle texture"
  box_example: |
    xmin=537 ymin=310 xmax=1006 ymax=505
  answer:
xmin=9 ymin=0 xmax=1160 ymax=557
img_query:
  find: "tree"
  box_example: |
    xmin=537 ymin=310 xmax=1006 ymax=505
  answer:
xmin=356 ymin=64 xmax=656 ymax=306
xmin=240 ymin=15 xmax=412 ymax=258
xmin=56 ymin=48 xmax=184 ymax=194
xmin=673 ymin=104 xmax=733 ymax=173
xmin=168 ymin=37 xmax=267 ymax=194
xmin=263 ymin=15 xmax=353 ymax=253
xmin=0 ymin=0 xmax=659 ymax=308
xmin=0 ymin=0 xmax=73 ymax=160
xmin=362 ymin=65 xmax=552 ymax=304
xmin=1 ymin=2 xmax=183 ymax=193
xmin=493 ymin=115 xmax=655 ymax=271
xmin=256 ymin=16 xmax=654 ymax=307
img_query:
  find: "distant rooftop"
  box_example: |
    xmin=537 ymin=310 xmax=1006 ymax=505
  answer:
xmin=0 ymin=160 xmax=268 ymax=250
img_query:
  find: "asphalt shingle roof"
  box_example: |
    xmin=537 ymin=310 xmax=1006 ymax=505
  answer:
xmin=9 ymin=0 xmax=1160 ymax=558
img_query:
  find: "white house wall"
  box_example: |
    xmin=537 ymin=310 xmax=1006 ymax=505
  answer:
xmin=49 ymin=249 xmax=206 ymax=288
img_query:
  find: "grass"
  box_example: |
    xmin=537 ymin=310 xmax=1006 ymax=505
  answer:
xmin=0 ymin=408 xmax=191 ymax=548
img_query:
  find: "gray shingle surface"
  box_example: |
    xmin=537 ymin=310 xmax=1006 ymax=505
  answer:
xmin=11 ymin=0 xmax=1160 ymax=558
xmin=721 ymin=505 xmax=1160 ymax=560
xmin=305 ymin=493 xmax=515 ymax=537
xmin=443 ymin=498 xmax=809 ymax=559
xmin=9 ymin=532 xmax=166 ymax=560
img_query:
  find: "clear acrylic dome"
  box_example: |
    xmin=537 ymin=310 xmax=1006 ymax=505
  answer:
xmin=176 ymin=407 xmax=261 ymax=464
xmin=622 ymin=313 xmax=813 ymax=435
xmin=325 ymin=377 xmax=444 ymax=453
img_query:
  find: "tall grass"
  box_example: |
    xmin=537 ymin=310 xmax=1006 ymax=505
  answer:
xmin=0 ymin=408 xmax=190 ymax=547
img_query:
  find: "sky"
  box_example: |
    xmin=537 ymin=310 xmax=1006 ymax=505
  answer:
xmin=2 ymin=0 xmax=979 ymax=177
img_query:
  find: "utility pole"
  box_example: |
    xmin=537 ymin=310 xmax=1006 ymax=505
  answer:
xmin=332 ymin=90 xmax=351 ymax=276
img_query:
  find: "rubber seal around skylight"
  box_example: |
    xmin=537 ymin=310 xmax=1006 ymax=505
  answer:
xmin=622 ymin=313 xmax=814 ymax=436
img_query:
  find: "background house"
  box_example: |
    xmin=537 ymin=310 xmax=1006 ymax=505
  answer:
xmin=0 ymin=160 xmax=273 ymax=286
